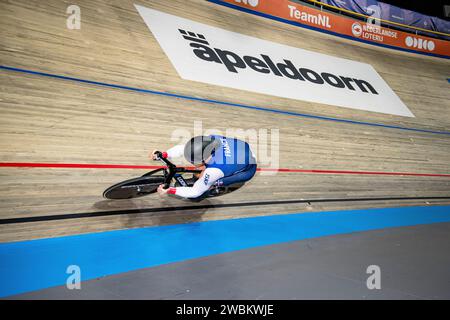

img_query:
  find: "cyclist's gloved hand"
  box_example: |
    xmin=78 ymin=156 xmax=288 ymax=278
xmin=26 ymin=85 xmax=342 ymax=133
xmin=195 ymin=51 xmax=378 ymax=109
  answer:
xmin=157 ymin=184 xmax=176 ymax=196
xmin=151 ymin=150 xmax=168 ymax=160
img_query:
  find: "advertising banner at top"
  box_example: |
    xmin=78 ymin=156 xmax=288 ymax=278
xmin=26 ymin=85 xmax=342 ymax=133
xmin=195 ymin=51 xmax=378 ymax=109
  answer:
xmin=318 ymin=0 xmax=450 ymax=35
xmin=212 ymin=0 xmax=450 ymax=58
xmin=135 ymin=4 xmax=413 ymax=117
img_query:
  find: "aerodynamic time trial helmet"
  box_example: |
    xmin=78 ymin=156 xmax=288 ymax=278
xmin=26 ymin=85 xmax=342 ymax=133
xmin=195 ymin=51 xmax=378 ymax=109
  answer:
xmin=184 ymin=135 xmax=221 ymax=165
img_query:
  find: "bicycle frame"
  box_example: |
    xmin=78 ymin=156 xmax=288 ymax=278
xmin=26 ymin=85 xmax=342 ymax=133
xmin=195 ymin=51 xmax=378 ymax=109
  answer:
xmin=145 ymin=153 xmax=202 ymax=188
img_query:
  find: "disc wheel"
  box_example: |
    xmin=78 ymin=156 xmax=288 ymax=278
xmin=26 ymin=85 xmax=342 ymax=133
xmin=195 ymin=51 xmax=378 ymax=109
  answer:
xmin=103 ymin=175 xmax=165 ymax=199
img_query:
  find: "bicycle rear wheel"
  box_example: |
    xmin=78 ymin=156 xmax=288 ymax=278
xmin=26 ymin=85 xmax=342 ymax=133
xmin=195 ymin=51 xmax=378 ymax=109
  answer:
xmin=103 ymin=175 xmax=165 ymax=199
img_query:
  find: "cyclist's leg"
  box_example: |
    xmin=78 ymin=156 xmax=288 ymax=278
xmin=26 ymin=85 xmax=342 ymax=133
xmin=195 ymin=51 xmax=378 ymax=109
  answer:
xmin=188 ymin=164 xmax=257 ymax=201
xmin=217 ymin=163 xmax=257 ymax=187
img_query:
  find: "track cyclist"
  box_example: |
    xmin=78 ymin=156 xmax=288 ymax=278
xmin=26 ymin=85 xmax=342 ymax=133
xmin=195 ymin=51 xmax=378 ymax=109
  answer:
xmin=151 ymin=135 xmax=257 ymax=200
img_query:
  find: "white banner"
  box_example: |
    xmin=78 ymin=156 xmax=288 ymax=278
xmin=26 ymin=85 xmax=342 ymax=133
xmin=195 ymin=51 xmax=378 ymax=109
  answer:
xmin=135 ymin=4 xmax=414 ymax=117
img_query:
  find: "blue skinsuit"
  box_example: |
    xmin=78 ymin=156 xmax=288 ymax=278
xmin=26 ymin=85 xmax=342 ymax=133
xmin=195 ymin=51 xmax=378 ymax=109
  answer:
xmin=207 ymin=135 xmax=257 ymax=187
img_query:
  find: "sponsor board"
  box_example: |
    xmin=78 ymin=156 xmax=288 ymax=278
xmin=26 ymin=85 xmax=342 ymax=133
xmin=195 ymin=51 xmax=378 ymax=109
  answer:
xmin=135 ymin=4 xmax=414 ymax=117
xmin=212 ymin=0 xmax=449 ymax=57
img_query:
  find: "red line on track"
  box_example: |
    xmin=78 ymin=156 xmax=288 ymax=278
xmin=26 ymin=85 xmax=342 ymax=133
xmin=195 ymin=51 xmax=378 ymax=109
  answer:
xmin=259 ymin=168 xmax=450 ymax=177
xmin=0 ymin=162 xmax=164 ymax=169
xmin=1 ymin=162 xmax=450 ymax=177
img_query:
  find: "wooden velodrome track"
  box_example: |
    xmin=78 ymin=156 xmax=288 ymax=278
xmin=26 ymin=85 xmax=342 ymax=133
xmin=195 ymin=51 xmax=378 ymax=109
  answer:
xmin=0 ymin=0 xmax=449 ymax=242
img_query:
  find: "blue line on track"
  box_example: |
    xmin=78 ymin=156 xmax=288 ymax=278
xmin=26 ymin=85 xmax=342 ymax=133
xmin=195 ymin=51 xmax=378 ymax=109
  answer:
xmin=1 ymin=65 xmax=449 ymax=136
xmin=1 ymin=205 xmax=450 ymax=297
xmin=206 ymin=0 xmax=450 ymax=60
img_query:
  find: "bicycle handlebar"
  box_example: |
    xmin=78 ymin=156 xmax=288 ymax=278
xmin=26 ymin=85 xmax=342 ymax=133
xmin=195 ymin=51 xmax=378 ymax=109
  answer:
xmin=153 ymin=150 xmax=201 ymax=189
xmin=153 ymin=151 xmax=163 ymax=159
xmin=154 ymin=151 xmax=176 ymax=168
xmin=153 ymin=150 xmax=177 ymax=189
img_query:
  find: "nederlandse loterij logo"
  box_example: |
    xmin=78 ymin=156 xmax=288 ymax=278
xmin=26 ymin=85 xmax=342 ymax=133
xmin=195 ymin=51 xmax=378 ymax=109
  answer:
xmin=179 ymin=29 xmax=379 ymax=95
xmin=350 ymin=22 xmax=397 ymax=42
xmin=352 ymin=22 xmax=363 ymax=37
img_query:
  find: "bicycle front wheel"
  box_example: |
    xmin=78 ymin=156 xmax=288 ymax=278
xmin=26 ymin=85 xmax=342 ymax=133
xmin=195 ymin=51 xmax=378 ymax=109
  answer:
xmin=103 ymin=175 xmax=166 ymax=199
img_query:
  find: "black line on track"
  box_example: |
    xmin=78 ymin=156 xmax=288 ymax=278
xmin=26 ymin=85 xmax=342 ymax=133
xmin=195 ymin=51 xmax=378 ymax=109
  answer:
xmin=1 ymin=196 xmax=450 ymax=225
